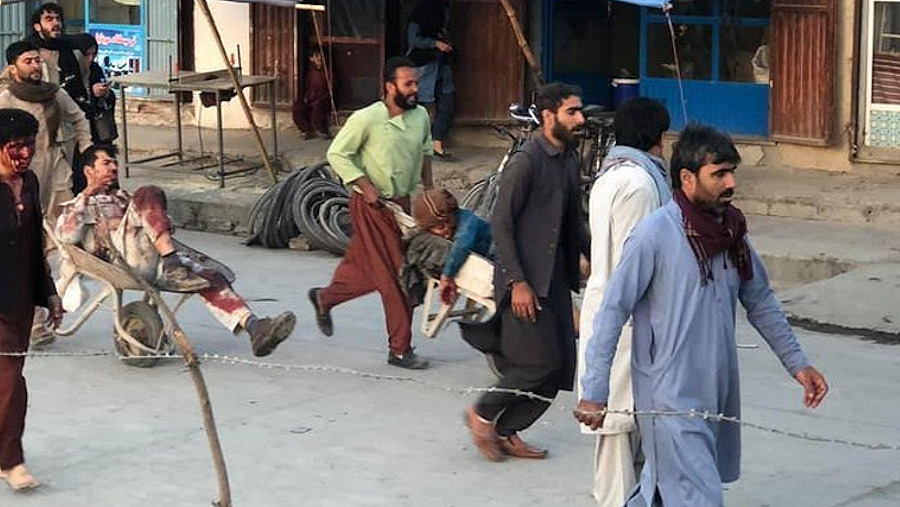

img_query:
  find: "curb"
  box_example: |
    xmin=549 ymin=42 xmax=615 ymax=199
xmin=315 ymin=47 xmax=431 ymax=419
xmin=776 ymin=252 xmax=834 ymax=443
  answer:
xmin=737 ymin=196 xmax=900 ymax=227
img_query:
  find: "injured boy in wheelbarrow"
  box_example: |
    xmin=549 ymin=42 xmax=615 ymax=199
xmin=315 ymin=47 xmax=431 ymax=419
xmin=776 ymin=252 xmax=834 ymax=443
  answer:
xmin=402 ymin=187 xmax=492 ymax=307
xmin=55 ymin=143 xmax=296 ymax=357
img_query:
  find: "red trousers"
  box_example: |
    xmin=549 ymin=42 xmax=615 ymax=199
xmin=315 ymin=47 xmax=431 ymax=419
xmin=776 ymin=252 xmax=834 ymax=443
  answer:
xmin=318 ymin=193 xmax=412 ymax=356
xmin=0 ymin=308 xmax=32 ymax=470
xmin=293 ymin=99 xmax=330 ymax=135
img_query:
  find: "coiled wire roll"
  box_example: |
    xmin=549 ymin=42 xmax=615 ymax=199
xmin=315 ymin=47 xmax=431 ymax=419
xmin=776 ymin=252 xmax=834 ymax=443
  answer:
xmin=245 ymin=161 xmax=352 ymax=255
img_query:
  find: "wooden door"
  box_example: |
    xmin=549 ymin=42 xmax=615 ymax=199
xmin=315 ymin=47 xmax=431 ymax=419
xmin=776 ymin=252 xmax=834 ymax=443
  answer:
xmin=450 ymin=0 xmax=527 ymax=122
xmin=251 ymin=3 xmax=297 ymax=105
xmin=770 ymin=0 xmax=837 ymax=145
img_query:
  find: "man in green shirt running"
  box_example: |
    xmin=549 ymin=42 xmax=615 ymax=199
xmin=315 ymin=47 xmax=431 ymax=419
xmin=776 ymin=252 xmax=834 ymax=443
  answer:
xmin=309 ymin=56 xmax=434 ymax=369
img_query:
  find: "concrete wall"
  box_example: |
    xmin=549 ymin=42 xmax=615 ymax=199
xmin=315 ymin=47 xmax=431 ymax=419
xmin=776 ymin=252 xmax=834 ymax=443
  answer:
xmin=192 ymin=0 xmax=254 ymax=129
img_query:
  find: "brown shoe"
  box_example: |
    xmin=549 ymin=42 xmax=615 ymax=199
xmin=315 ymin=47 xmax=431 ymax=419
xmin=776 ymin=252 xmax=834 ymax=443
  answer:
xmin=498 ymin=433 xmax=548 ymax=459
xmin=250 ymin=312 xmax=296 ymax=357
xmin=464 ymin=406 xmax=504 ymax=462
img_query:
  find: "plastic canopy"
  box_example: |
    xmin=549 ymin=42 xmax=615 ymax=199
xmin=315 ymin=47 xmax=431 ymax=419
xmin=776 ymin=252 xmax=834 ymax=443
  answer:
xmin=609 ymin=0 xmax=669 ymax=8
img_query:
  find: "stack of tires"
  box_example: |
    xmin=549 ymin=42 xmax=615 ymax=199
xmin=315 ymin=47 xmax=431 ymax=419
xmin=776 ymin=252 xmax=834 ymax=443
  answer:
xmin=246 ymin=161 xmax=352 ymax=255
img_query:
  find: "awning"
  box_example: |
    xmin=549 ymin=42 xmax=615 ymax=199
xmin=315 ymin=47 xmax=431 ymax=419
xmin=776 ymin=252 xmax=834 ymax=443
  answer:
xmin=609 ymin=0 xmax=669 ymax=8
xmin=210 ymin=0 xmax=324 ymax=9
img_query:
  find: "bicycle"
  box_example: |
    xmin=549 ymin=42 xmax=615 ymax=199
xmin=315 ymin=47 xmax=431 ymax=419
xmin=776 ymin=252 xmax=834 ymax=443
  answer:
xmin=578 ymin=105 xmax=617 ymax=216
xmin=460 ymin=103 xmax=540 ymax=218
xmin=462 ymin=102 xmax=616 ymax=221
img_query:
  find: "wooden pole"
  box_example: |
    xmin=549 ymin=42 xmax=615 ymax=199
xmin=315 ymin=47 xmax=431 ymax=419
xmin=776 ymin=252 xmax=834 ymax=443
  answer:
xmin=310 ymin=10 xmax=340 ymax=126
xmin=497 ymin=0 xmax=545 ymax=90
xmin=78 ymin=220 xmax=233 ymax=507
xmin=195 ymin=0 xmax=279 ymax=185
xmin=105 ymin=245 xmax=233 ymax=507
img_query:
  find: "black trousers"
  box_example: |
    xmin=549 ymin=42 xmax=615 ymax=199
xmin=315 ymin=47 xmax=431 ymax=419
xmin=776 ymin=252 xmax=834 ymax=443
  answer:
xmin=475 ymin=257 xmax=575 ymax=437
xmin=431 ymin=91 xmax=455 ymax=143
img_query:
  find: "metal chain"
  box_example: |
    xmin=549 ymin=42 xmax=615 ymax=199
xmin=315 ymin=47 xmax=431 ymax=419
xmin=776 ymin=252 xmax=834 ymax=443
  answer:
xmin=4 ymin=349 xmax=899 ymax=452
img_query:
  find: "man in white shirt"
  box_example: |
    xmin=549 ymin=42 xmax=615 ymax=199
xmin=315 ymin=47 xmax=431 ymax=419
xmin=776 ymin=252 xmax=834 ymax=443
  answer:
xmin=577 ymin=97 xmax=671 ymax=507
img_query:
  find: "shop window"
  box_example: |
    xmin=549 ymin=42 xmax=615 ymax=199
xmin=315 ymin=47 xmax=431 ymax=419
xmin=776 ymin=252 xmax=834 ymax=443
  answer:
xmin=719 ymin=24 xmax=768 ymax=83
xmin=668 ymin=0 xmax=714 ymax=16
xmin=646 ymin=23 xmax=712 ymax=80
xmin=721 ymin=0 xmax=770 ymax=19
xmin=872 ymin=1 xmax=900 ymax=105
xmin=90 ymin=0 xmax=141 ymax=26
xmin=552 ymin=0 xmax=609 ymax=75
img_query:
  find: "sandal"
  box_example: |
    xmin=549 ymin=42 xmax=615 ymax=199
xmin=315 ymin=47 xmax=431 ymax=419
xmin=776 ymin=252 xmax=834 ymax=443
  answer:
xmin=434 ymin=150 xmax=454 ymax=161
xmin=1 ymin=464 xmax=40 ymax=491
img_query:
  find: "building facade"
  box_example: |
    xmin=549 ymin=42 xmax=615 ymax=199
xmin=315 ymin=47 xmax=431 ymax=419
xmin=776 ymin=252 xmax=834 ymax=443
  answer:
xmin=0 ymin=0 xmax=187 ymax=83
xmin=2 ymin=0 xmax=895 ymax=172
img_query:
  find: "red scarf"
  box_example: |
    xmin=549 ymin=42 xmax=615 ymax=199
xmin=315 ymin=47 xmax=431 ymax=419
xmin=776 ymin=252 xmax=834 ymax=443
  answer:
xmin=674 ymin=189 xmax=753 ymax=284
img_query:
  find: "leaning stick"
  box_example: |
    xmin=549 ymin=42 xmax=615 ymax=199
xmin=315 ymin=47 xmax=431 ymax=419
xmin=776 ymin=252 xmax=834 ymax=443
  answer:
xmin=497 ymin=0 xmax=545 ymax=89
xmin=310 ymin=10 xmax=340 ymax=126
xmin=101 ymin=240 xmax=232 ymax=507
xmin=195 ymin=0 xmax=278 ymax=185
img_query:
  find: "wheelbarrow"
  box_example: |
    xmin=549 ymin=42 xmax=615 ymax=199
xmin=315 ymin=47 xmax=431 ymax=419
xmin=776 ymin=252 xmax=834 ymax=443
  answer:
xmin=45 ymin=224 xmax=197 ymax=367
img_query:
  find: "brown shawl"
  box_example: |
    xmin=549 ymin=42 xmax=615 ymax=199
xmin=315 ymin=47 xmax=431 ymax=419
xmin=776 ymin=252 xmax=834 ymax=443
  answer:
xmin=8 ymin=80 xmax=61 ymax=144
xmin=674 ymin=188 xmax=753 ymax=284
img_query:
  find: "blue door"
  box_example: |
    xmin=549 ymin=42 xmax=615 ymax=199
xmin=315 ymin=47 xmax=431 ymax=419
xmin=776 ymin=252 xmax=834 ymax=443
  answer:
xmin=640 ymin=0 xmax=771 ymax=137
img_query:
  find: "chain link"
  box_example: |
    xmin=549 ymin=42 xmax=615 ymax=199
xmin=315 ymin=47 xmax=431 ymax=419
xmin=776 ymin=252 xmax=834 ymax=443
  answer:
xmin=4 ymin=349 xmax=898 ymax=452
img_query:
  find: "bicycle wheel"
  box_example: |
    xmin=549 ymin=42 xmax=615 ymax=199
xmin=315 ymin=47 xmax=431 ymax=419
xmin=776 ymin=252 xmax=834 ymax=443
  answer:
xmin=461 ymin=178 xmax=488 ymax=210
xmin=475 ymin=174 xmax=501 ymax=219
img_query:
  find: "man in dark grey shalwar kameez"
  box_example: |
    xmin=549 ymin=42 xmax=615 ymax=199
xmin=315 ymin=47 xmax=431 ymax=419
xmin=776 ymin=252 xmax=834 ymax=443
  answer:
xmin=463 ymin=83 xmax=589 ymax=462
xmin=576 ymin=124 xmax=828 ymax=506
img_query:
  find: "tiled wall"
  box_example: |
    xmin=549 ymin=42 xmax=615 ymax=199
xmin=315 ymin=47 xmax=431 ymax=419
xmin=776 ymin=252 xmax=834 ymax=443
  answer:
xmin=868 ymin=109 xmax=900 ymax=147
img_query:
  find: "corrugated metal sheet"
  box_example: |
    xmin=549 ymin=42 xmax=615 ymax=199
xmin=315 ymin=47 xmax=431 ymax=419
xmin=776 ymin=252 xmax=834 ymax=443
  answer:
xmin=147 ymin=0 xmax=178 ymax=73
xmin=0 ymin=3 xmax=27 ymax=54
xmin=251 ymin=3 xmax=296 ymax=105
xmin=770 ymin=0 xmax=836 ymax=145
xmin=147 ymin=0 xmax=178 ymax=96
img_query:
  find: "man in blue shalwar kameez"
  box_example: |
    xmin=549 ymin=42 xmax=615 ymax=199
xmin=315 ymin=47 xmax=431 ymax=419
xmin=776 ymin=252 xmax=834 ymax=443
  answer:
xmin=575 ymin=124 xmax=828 ymax=507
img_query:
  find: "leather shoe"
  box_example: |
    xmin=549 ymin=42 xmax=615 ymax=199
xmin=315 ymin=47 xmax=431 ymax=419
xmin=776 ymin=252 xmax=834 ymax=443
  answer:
xmin=250 ymin=312 xmax=296 ymax=357
xmin=387 ymin=348 xmax=429 ymax=369
xmin=498 ymin=433 xmax=547 ymax=459
xmin=464 ymin=406 xmax=504 ymax=462
xmin=308 ymin=288 xmax=333 ymax=337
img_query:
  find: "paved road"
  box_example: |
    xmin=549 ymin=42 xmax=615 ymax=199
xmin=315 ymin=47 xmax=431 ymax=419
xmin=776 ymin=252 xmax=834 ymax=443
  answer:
xmin=4 ymin=231 xmax=898 ymax=506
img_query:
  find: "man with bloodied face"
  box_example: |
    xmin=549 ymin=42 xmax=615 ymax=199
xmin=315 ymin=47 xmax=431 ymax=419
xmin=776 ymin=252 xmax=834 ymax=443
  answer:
xmin=55 ymin=144 xmax=297 ymax=357
xmin=0 ymin=108 xmax=62 ymax=490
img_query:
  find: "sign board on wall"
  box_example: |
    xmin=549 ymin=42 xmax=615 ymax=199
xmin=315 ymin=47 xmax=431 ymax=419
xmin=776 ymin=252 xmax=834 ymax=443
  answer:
xmin=91 ymin=25 xmax=144 ymax=79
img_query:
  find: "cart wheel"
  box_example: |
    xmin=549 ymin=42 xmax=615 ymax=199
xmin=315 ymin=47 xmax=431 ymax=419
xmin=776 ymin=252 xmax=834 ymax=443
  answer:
xmin=114 ymin=301 xmax=167 ymax=368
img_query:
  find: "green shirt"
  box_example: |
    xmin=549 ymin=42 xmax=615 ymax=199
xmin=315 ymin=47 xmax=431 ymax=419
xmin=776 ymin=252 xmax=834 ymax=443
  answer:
xmin=326 ymin=101 xmax=433 ymax=199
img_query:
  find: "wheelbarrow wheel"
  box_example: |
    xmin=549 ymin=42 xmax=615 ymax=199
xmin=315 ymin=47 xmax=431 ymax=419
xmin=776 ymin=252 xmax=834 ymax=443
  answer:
xmin=114 ymin=301 xmax=167 ymax=368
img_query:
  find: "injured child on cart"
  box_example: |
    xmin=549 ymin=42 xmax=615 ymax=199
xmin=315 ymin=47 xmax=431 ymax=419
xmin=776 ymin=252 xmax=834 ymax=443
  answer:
xmin=54 ymin=143 xmax=295 ymax=357
xmin=402 ymin=187 xmax=492 ymax=307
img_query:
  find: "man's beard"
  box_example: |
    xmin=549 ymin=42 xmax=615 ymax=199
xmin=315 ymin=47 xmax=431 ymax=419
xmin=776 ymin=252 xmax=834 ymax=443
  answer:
xmin=393 ymin=91 xmax=417 ymax=111
xmin=41 ymin=27 xmax=60 ymax=39
xmin=551 ymin=122 xmax=579 ymax=150
xmin=698 ymin=188 xmax=734 ymax=215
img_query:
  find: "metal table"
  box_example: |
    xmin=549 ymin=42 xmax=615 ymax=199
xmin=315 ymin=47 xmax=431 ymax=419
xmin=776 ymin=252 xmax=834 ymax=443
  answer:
xmin=112 ymin=70 xmax=279 ymax=187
